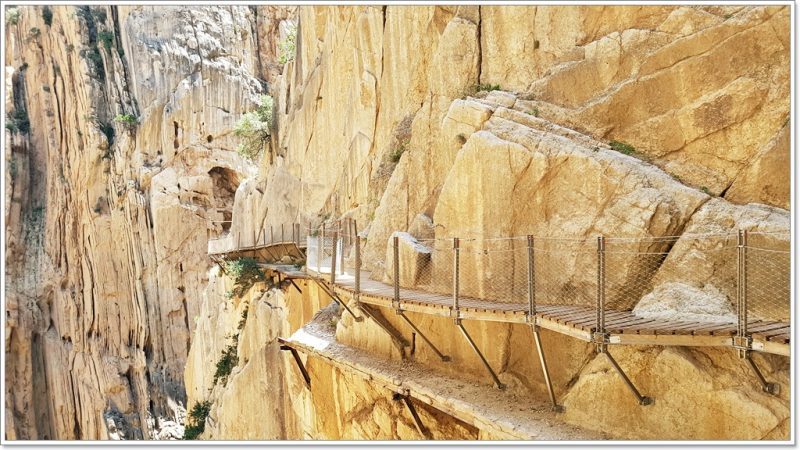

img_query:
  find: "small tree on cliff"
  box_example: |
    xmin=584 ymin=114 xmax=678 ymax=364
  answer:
xmin=222 ymin=257 xmax=265 ymax=297
xmin=233 ymin=94 xmax=273 ymax=161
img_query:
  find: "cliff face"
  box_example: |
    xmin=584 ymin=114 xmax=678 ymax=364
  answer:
xmin=5 ymin=4 xmax=790 ymax=441
xmin=186 ymin=4 xmax=789 ymax=441
xmin=4 ymin=5 xmax=293 ymax=439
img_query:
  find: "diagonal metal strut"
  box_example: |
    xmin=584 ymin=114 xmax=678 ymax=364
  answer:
xmin=310 ymin=277 xmax=362 ymax=322
xmin=744 ymin=351 xmax=780 ymax=395
xmin=359 ymin=304 xmax=410 ymax=357
xmin=456 ymin=320 xmax=506 ymax=390
xmin=400 ymin=394 xmax=431 ymax=440
xmin=398 ymin=311 xmax=450 ymax=362
xmin=601 ymin=348 xmax=653 ymax=406
xmin=531 ymin=325 xmax=563 ymax=412
xmin=280 ymin=344 xmax=311 ymax=389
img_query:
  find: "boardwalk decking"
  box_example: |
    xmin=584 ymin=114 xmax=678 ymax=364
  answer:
xmin=208 ymin=226 xmax=789 ymax=408
xmin=320 ymin=270 xmax=789 ymax=356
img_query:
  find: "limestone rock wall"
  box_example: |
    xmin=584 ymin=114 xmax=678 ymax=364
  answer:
xmin=6 ymin=3 xmax=790 ymax=442
xmin=211 ymin=3 xmax=789 ymax=440
xmin=4 ymin=5 xmax=292 ymax=439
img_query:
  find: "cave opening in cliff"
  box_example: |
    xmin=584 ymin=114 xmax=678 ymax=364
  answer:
xmin=208 ymin=167 xmax=240 ymax=233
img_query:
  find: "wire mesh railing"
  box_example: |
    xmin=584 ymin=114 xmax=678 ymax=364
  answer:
xmin=210 ymin=219 xmax=791 ymax=349
xmin=207 ymin=222 xmax=308 ymax=255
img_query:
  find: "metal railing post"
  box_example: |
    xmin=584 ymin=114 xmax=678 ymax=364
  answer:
xmin=318 ymin=224 xmax=324 ymax=273
xmin=742 ymin=230 xmax=749 ymax=338
xmin=355 ymin=235 xmax=361 ymax=304
xmin=595 ymin=236 xmax=606 ymax=347
xmin=452 ymin=237 xmax=460 ymax=323
xmin=270 ymin=225 xmax=274 ymax=244
xmin=736 ymin=229 xmax=751 ymax=356
xmin=330 ymin=230 xmax=338 ymax=284
xmin=527 ymin=235 xmax=536 ymax=320
xmin=252 ymin=228 xmax=256 ymax=248
xmin=236 ymin=231 xmax=240 ymax=250
xmin=393 ymin=235 xmax=400 ymax=311
xmin=281 ymin=224 xmax=285 ymax=243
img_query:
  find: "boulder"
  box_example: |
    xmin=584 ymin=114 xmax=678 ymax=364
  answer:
xmin=383 ymin=232 xmax=433 ymax=288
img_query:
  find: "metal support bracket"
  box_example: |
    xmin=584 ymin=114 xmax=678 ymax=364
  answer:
xmin=592 ymin=332 xmax=610 ymax=352
xmin=398 ymin=311 xmax=451 ymax=362
xmin=311 ymin=277 xmax=363 ymax=322
xmin=531 ymin=325 xmax=563 ymax=412
xmin=743 ymin=351 xmax=780 ymax=395
xmin=288 ymin=278 xmax=303 ymax=294
xmin=733 ymin=335 xmax=752 ymax=354
xmin=358 ymin=304 xmax=410 ymax=358
xmin=279 ymin=344 xmax=311 ymax=389
xmin=600 ymin=348 xmax=653 ymax=406
xmin=401 ymin=394 xmax=431 ymax=440
xmin=456 ymin=320 xmax=506 ymax=390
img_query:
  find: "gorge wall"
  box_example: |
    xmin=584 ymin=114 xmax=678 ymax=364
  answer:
xmin=5 ymin=4 xmax=791 ymax=440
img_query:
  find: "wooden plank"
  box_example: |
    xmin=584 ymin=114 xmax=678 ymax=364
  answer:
xmin=548 ymin=309 xmax=597 ymax=324
xmin=606 ymin=318 xmax=658 ymax=333
xmin=609 ymin=333 xmax=732 ymax=347
xmin=745 ymin=322 xmax=789 ymax=335
xmin=751 ymin=339 xmax=790 ymax=356
xmin=570 ymin=310 xmax=629 ymax=326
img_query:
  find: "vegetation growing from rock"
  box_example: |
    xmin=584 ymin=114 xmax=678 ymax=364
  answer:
xmin=182 ymin=400 xmax=212 ymax=440
xmin=5 ymin=108 xmax=30 ymax=134
xmin=114 ymin=113 xmax=138 ymax=131
xmin=98 ymin=30 xmax=114 ymax=51
xmin=609 ymin=140 xmax=636 ymax=155
xmin=222 ymin=257 xmax=264 ymax=296
xmin=238 ymin=307 xmax=248 ymax=330
xmin=388 ymin=141 xmax=407 ymax=163
xmin=42 ymin=6 xmax=53 ymax=26
xmin=233 ymin=95 xmax=274 ymax=160
xmin=278 ymin=22 xmax=297 ymax=64
xmin=81 ymin=46 xmax=105 ymax=80
xmin=5 ymin=7 xmax=20 ymax=25
xmin=213 ymin=336 xmax=239 ymax=386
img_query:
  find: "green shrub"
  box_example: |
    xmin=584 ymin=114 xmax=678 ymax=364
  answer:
xmin=213 ymin=338 xmax=239 ymax=385
xmin=182 ymin=400 xmax=212 ymax=440
xmin=527 ymin=107 xmax=539 ymax=117
xmin=8 ymin=158 xmax=17 ymax=178
xmin=6 ymin=7 xmax=20 ymax=25
xmin=609 ymin=140 xmax=636 ymax=155
xmin=238 ymin=307 xmax=248 ymax=330
xmin=701 ymin=186 xmax=711 ymax=195
xmin=91 ymin=7 xmax=107 ymax=24
xmin=29 ymin=27 xmax=40 ymax=38
xmin=389 ymin=141 xmax=407 ymax=163
xmin=114 ymin=113 xmax=138 ymax=130
xmin=475 ymin=83 xmax=501 ymax=92
xmin=233 ymin=95 xmax=273 ymax=160
xmin=278 ymin=22 xmax=297 ymax=64
xmin=83 ymin=46 xmax=105 ymax=79
xmin=6 ymin=109 xmax=30 ymax=134
xmin=98 ymin=30 xmax=114 ymax=51
xmin=42 ymin=6 xmax=53 ymax=26
xmin=222 ymin=257 xmax=264 ymax=297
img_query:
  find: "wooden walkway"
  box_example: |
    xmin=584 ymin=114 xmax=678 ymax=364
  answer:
xmin=209 ymin=231 xmax=788 ymax=409
xmin=207 ymin=236 xmax=789 ymax=357
xmin=323 ymin=271 xmax=789 ymax=356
